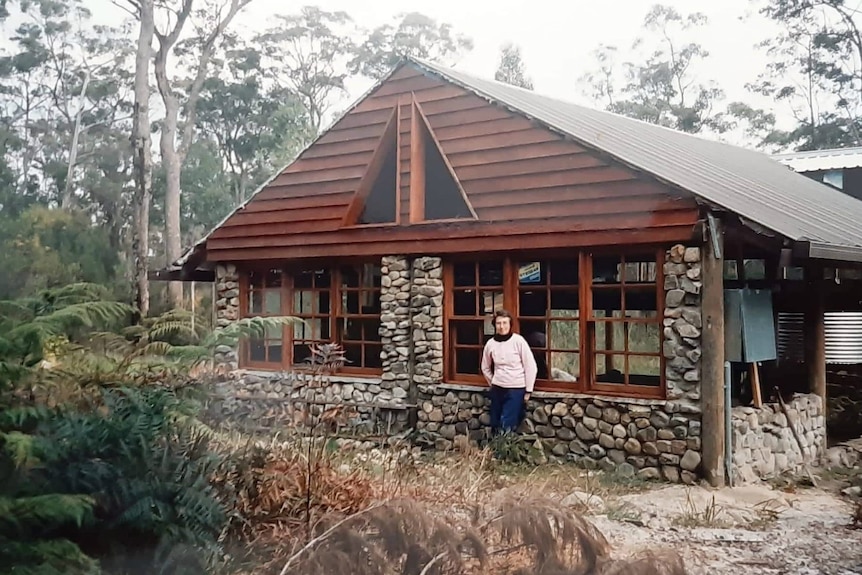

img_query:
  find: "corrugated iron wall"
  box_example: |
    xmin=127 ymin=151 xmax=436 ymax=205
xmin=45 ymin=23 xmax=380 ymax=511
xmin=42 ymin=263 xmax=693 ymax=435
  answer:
xmin=777 ymin=311 xmax=862 ymax=364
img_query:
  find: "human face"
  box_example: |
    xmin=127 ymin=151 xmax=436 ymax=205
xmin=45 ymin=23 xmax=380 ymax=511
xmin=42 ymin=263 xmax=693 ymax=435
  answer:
xmin=494 ymin=316 xmax=511 ymax=336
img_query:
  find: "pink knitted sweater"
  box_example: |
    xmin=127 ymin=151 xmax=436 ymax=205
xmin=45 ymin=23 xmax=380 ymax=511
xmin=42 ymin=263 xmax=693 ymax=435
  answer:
xmin=481 ymin=333 xmax=538 ymax=393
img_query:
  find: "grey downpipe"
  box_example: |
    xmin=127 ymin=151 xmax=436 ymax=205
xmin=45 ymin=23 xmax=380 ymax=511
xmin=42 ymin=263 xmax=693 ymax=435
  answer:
xmin=725 ymin=360 xmax=733 ymax=487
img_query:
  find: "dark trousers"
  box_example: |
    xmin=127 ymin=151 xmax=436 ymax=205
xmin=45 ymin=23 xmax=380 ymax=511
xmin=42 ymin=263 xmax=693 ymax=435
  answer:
xmin=488 ymin=385 xmax=526 ymax=434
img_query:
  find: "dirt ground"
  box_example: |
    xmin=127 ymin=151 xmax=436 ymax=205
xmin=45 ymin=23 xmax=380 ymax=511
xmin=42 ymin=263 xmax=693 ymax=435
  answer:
xmin=379 ymin=450 xmax=862 ymax=575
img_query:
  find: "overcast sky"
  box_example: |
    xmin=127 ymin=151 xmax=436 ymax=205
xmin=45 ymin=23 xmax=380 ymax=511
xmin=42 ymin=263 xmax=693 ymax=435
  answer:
xmin=88 ymin=0 xmax=788 ymax=140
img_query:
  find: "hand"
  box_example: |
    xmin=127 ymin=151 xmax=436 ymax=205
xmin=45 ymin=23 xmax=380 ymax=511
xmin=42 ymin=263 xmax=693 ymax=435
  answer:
xmin=524 ymin=393 xmax=531 ymax=402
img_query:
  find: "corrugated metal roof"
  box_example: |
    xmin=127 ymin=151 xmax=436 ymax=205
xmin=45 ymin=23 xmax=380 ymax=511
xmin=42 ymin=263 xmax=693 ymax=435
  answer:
xmin=773 ymin=146 xmax=862 ymax=172
xmin=411 ymin=58 xmax=862 ymax=262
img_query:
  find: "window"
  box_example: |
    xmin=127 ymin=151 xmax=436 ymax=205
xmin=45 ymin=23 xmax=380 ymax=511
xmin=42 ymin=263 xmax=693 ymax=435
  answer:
xmin=344 ymin=108 xmax=399 ymax=226
xmin=240 ymin=264 xmax=383 ymax=373
xmin=337 ymin=263 xmax=383 ymax=370
xmin=588 ymin=254 xmax=662 ymax=391
xmin=292 ymin=269 xmax=332 ymax=365
xmin=243 ymin=269 xmax=285 ymax=367
xmin=444 ymin=251 xmax=665 ymax=397
xmin=447 ymin=260 xmax=505 ymax=380
xmin=517 ymin=259 xmax=581 ymax=383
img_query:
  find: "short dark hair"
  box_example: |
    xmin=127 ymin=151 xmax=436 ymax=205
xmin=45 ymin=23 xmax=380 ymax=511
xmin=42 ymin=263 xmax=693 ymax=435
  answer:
xmin=493 ymin=309 xmax=513 ymax=321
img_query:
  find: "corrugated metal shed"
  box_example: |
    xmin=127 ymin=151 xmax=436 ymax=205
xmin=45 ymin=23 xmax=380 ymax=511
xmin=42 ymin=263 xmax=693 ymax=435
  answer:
xmin=411 ymin=58 xmax=862 ymax=262
xmin=773 ymin=146 xmax=862 ymax=172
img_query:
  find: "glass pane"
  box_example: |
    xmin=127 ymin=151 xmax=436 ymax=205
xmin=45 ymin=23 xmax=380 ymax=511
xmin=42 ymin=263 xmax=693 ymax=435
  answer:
xmin=264 ymin=290 xmax=281 ymax=315
xmin=623 ymin=257 xmax=657 ymax=283
xmin=550 ymin=260 xmax=579 ymax=285
xmin=744 ymin=259 xmax=766 ymax=280
xmin=550 ymin=319 xmax=580 ymax=351
xmin=517 ymin=261 xmax=546 ymax=285
xmin=341 ymin=266 xmax=360 ymax=288
xmin=249 ymin=339 xmax=265 ymax=362
xmin=294 ymin=291 xmax=313 ymax=314
xmin=454 ymin=321 xmax=482 ymax=345
xmin=265 ymin=323 xmax=283 ymax=340
xmin=479 ymin=261 xmax=504 ymax=286
xmin=344 ymin=344 xmax=361 ymax=368
xmin=592 ymin=256 xmax=621 ymax=284
xmin=370 ymin=265 xmax=382 ymax=287
xmin=480 ymin=290 xmax=504 ymax=315
xmin=320 ymin=318 xmax=330 ymax=340
xmin=519 ymin=289 xmax=547 ymax=316
xmin=594 ymin=321 xmax=625 ymax=352
xmin=595 ymin=353 xmax=625 ymax=382
xmin=318 ymin=291 xmax=330 ymax=314
xmin=293 ymin=344 xmax=311 ymax=365
xmin=248 ymin=271 xmax=264 ymax=289
xmin=629 ymin=355 xmax=661 ymax=381
xmin=550 ymin=351 xmax=579 ymax=382
xmin=520 ymin=320 xmax=546 ymax=348
xmin=453 ymin=263 xmax=475 ymax=287
xmin=343 ymin=317 xmax=362 ymax=340
xmin=365 ymin=344 xmax=383 ymax=369
xmin=533 ymin=348 xmax=549 ymax=380
xmin=250 ymin=290 xmax=263 ymax=314
xmin=550 ymin=290 xmax=578 ymax=312
xmin=454 ymin=290 xmax=477 ymax=316
xmin=724 ymin=260 xmax=739 ymax=280
xmin=624 ymin=289 xmax=657 ymax=314
xmin=266 ymin=268 xmax=281 ymax=287
xmin=627 ymin=322 xmax=660 ymax=353
xmin=455 ymin=347 xmax=481 ymax=374
xmin=364 ymin=319 xmax=382 ymax=342
xmin=592 ymin=289 xmax=621 ymax=316
xmin=342 ymin=290 xmax=360 ymax=314
xmin=294 ymin=321 xmax=308 ymax=341
xmin=267 ymin=342 xmax=283 ymax=363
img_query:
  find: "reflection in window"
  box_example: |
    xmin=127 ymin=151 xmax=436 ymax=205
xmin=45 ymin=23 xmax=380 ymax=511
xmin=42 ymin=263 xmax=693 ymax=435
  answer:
xmin=292 ymin=269 xmax=331 ymax=365
xmin=448 ymin=260 xmax=503 ymax=377
xmin=589 ymin=253 xmax=661 ymax=388
xmin=245 ymin=268 xmax=283 ymax=365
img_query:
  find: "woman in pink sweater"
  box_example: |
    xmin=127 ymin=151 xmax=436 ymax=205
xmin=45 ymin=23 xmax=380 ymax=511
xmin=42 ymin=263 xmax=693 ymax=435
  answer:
xmin=481 ymin=309 xmax=538 ymax=434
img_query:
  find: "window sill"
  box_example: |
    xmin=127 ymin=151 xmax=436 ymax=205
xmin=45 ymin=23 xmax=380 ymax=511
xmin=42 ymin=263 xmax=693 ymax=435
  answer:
xmin=432 ymin=381 xmax=669 ymax=406
xmin=238 ymin=369 xmax=382 ymax=385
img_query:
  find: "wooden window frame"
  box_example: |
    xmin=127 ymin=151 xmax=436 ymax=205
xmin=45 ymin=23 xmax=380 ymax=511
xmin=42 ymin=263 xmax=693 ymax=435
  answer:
xmin=239 ymin=268 xmax=288 ymax=370
xmin=334 ymin=263 xmax=384 ymax=375
xmin=238 ymin=263 xmax=383 ymax=375
xmin=442 ymin=249 xmax=666 ymax=399
xmin=585 ymin=250 xmax=665 ymax=397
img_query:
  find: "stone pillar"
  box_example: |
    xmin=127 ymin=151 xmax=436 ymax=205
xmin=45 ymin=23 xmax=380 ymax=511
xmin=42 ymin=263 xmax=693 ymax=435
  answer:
xmin=214 ymin=263 xmax=240 ymax=370
xmin=380 ymin=256 xmax=411 ymax=398
xmin=662 ymin=245 xmax=704 ymax=481
xmin=411 ymin=257 xmax=444 ymax=385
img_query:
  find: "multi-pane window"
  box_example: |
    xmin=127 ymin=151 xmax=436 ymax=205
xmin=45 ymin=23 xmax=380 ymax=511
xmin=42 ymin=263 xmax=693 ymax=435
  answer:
xmin=444 ymin=251 xmax=664 ymax=396
xmin=244 ymin=269 xmax=284 ymax=366
xmin=517 ymin=259 xmax=581 ymax=383
xmin=337 ymin=263 xmax=383 ymax=371
xmin=292 ymin=269 xmax=332 ymax=365
xmin=448 ymin=261 xmax=505 ymax=380
xmin=240 ymin=265 xmax=383 ymax=372
xmin=589 ymin=253 xmax=662 ymax=391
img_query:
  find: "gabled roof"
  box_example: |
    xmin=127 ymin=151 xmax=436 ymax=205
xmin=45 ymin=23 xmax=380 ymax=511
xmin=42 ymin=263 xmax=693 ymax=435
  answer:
xmin=409 ymin=58 xmax=862 ymax=262
xmin=773 ymin=146 xmax=862 ymax=172
xmin=163 ymin=57 xmax=862 ymax=279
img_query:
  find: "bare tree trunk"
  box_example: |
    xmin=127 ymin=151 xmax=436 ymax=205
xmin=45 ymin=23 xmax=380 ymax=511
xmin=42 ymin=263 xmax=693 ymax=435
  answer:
xmin=130 ymin=0 xmax=155 ymax=317
xmin=61 ymin=67 xmax=91 ymax=210
xmin=154 ymin=0 xmax=252 ymax=310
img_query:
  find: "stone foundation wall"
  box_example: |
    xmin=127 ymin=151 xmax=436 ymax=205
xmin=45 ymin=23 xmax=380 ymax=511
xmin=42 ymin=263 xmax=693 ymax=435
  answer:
xmin=415 ymin=385 xmax=702 ymax=483
xmin=214 ymin=263 xmax=240 ymax=370
xmin=731 ymin=393 xmax=826 ymax=483
xmin=203 ymin=371 xmax=412 ymax=438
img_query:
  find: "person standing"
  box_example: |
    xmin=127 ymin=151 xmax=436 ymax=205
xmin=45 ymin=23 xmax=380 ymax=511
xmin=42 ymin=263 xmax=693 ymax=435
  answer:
xmin=481 ymin=309 xmax=538 ymax=434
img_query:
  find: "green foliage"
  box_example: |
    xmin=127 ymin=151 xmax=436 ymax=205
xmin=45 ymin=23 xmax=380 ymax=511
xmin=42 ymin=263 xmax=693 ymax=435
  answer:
xmin=495 ymin=42 xmax=533 ymax=90
xmin=0 ymin=207 xmax=121 ymax=300
xmin=488 ymin=431 xmax=544 ymax=465
xmin=350 ymin=12 xmax=474 ymax=81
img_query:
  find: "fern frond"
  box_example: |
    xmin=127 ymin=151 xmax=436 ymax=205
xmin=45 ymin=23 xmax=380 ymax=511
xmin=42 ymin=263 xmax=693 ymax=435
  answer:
xmin=203 ymin=316 xmax=301 ymax=349
xmin=0 ymin=431 xmax=38 ymax=469
xmin=0 ymin=537 xmax=99 ymax=575
xmin=31 ymin=301 xmax=132 ymax=335
xmin=0 ymin=494 xmax=94 ymax=534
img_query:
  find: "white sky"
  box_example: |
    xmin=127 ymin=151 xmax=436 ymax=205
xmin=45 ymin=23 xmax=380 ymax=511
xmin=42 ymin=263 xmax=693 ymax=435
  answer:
xmin=78 ymin=1 xmax=792 ymax=142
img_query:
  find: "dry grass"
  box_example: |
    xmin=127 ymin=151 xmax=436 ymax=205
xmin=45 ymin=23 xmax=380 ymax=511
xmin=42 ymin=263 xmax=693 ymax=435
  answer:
xmin=670 ymin=492 xmax=726 ymax=529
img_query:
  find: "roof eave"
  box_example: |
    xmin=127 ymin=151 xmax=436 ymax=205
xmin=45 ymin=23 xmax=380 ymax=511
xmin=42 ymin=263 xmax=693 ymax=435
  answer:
xmin=807 ymin=241 xmax=862 ymax=263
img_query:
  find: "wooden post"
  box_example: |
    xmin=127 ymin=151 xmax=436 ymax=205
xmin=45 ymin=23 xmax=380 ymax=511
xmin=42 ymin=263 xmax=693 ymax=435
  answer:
xmin=804 ymin=263 xmax=827 ymax=416
xmin=701 ymin=218 xmax=726 ymax=488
